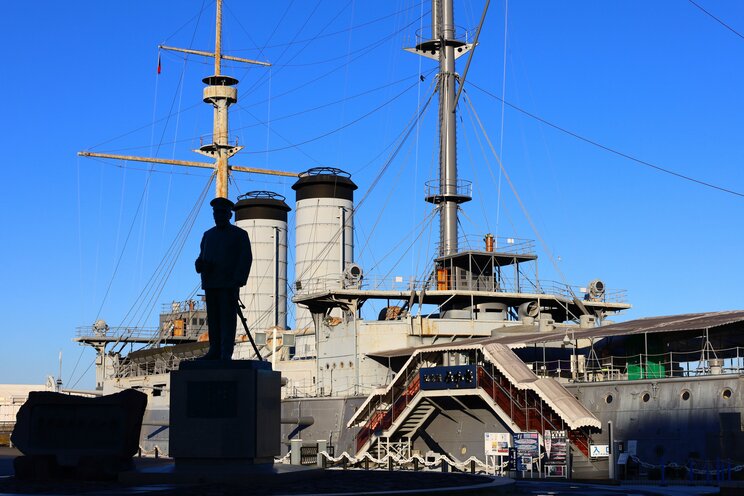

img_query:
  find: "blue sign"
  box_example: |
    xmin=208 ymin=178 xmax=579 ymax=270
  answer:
xmin=419 ymin=365 xmax=477 ymax=390
xmin=513 ymin=431 xmax=540 ymax=470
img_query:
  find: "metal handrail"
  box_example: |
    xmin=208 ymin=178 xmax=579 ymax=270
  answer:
xmin=75 ymin=326 xmax=160 ymax=339
xmin=529 ymin=345 xmax=744 ymax=382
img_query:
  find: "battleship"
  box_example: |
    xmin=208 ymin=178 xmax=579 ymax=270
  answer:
xmin=73 ymin=0 xmax=744 ymax=480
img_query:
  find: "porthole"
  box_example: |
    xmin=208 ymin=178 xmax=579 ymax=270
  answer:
xmin=605 ymin=394 xmax=613 ymax=404
xmin=722 ymin=388 xmax=733 ymax=400
xmin=681 ymin=390 xmax=691 ymax=401
xmin=642 ymin=392 xmax=651 ymax=403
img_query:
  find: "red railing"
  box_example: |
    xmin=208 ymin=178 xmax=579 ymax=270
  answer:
xmin=477 ymin=365 xmax=592 ymax=458
xmin=356 ymin=373 xmax=421 ymax=452
xmin=355 ymin=365 xmax=591 ymax=458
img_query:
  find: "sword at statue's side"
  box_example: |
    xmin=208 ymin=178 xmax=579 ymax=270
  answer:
xmin=237 ymin=298 xmax=263 ymax=361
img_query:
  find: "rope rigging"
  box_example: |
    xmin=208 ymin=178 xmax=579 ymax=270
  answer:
xmin=292 ymin=88 xmax=436 ymax=287
xmin=467 ymin=81 xmax=744 ymax=199
xmin=462 ymin=90 xmax=582 ymax=321
xmin=117 ymin=175 xmax=214 ymax=334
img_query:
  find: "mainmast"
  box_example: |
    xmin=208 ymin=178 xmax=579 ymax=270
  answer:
xmin=78 ymin=0 xmax=296 ymax=196
xmin=409 ymin=0 xmax=473 ymax=256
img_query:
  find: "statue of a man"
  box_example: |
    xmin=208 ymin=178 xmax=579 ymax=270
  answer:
xmin=195 ymin=197 xmax=252 ymax=360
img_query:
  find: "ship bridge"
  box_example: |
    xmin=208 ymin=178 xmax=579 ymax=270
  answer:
xmin=293 ymin=236 xmax=630 ymax=323
xmin=347 ymin=341 xmax=601 ymax=460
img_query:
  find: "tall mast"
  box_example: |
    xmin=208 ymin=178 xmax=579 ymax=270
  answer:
xmin=201 ymin=0 xmax=239 ymax=199
xmin=410 ymin=0 xmax=472 ymax=257
xmin=78 ymin=0 xmax=296 ymax=193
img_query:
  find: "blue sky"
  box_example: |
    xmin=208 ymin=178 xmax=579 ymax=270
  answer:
xmin=1 ymin=0 xmax=742 ymax=389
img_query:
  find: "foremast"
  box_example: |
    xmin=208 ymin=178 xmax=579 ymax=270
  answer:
xmin=78 ymin=0 xmax=295 ymax=197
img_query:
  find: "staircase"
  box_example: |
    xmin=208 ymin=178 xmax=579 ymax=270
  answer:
xmin=396 ymin=398 xmax=436 ymax=438
xmin=477 ymin=365 xmax=592 ymax=457
xmin=352 ymin=346 xmax=598 ymax=459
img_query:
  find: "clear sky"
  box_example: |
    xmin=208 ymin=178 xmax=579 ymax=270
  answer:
xmin=1 ymin=0 xmax=742 ymax=390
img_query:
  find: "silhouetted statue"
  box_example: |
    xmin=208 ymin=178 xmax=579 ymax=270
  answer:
xmin=195 ymin=197 xmax=252 ymax=360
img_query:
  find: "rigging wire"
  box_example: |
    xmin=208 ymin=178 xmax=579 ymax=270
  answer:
xmin=356 ymin=116 xmax=421 ymax=264
xmin=412 ymin=0 xmax=426 ymax=279
xmin=119 ymin=176 xmax=213 ymax=332
xmin=467 ymin=81 xmax=744 ymax=199
xmin=243 ymin=0 xmax=329 ymax=94
xmin=239 ymin=108 xmax=322 ymax=166
xmin=496 ymin=0 xmax=509 ymax=237
xmin=242 ymin=79 xmax=421 ymax=154
xmin=463 ymin=94 xmax=520 ymax=237
xmin=226 ymin=2 xmax=426 ymax=52
xmin=372 ymin=208 xmax=439 ymax=284
xmin=233 ymin=73 xmax=424 ymax=134
xmin=160 ymin=0 xmax=215 ymax=45
xmin=688 ymin=0 xmax=744 ymax=41
xmin=462 ymin=91 xmax=583 ymax=315
xmin=162 ymin=0 xmax=208 ymax=250
xmin=459 ymin=106 xmax=491 ymax=235
xmin=239 ymin=13 xmax=427 ymax=104
xmin=96 ymin=71 xmax=427 ymax=155
xmin=335 ymin=0 xmax=356 ymax=166
xmin=294 ymin=90 xmax=435 ymax=284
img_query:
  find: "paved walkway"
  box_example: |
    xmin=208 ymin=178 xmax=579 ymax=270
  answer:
xmin=0 ymin=449 xmax=722 ymax=496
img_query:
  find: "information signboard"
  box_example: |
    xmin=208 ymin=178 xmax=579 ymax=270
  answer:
xmin=484 ymin=432 xmax=511 ymax=456
xmin=544 ymin=430 xmax=567 ymax=465
xmin=513 ymin=431 xmax=539 ymax=470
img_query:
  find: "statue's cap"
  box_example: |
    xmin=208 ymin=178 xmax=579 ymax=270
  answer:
xmin=210 ymin=197 xmax=235 ymax=210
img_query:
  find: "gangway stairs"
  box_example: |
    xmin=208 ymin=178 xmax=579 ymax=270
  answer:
xmin=350 ymin=342 xmax=601 ymax=459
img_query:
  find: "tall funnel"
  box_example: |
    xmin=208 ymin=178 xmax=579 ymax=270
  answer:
xmin=292 ymin=168 xmax=357 ymax=330
xmin=233 ymin=191 xmax=291 ymax=331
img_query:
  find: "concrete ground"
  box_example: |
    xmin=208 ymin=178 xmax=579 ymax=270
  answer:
xmin=0 ymin=448 xmax=722 ymax=495
xmin=0 ymin=448 xmax=510 ymax=495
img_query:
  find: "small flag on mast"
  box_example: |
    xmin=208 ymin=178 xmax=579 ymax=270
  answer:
xmin=157 ymin=53 xmax=162 ymax=75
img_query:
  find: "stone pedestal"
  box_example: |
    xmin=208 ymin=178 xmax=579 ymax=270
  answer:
xmin=169 ymin=360 xmax=280 ymax=464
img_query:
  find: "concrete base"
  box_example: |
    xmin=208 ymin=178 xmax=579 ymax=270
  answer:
xmin=169 ymin=359 xmax=280 ymax=463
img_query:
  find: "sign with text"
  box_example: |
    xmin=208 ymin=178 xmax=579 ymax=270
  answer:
xmin=513 ymin=431 xmax=540 ymax=469
xmin=484 ymin=432 xmax=511 ymax=456
xmin=419 ymin=365 xmax=477 ymax=390
xmin=590 ymin=444 xmax=610 ymax=458
xmin=544 ymin=430 xmax=567 ymax=465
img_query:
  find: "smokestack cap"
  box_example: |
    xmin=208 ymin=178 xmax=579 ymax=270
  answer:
xmin=234 ymin=191 xmax=291 ymax=222
xmin=292 ymin=167 xmax=357 ymax=201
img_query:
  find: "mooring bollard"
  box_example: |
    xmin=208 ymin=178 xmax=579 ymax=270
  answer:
xmin=317 ymin=439 xmax=327 ymax=468
xmin=441 ymin=460 xmax=449 ymax=473
xmin=471 ymin=460 xmax=476 ymax=474
xmin=290 ymin=438 xmax=302 ymax=465
xmin=388 ymin=457 xmax=394 ymax=471
xmin=365 ymin=457 xmax=370 ymax=470
xmin=413 ymin=458 xmax=419 ymax=471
